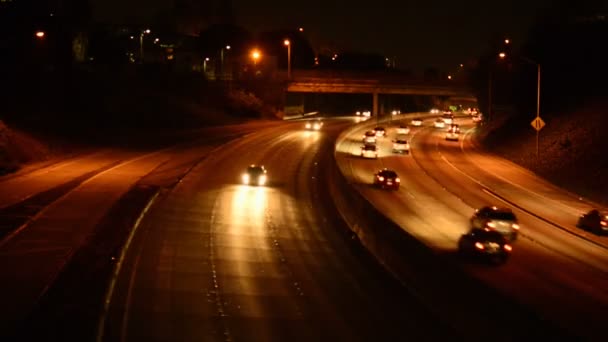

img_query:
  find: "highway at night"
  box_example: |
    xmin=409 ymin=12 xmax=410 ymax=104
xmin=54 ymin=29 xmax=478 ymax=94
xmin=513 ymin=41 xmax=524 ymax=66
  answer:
xmin=336 ymin=113 xmax=608 ymax=340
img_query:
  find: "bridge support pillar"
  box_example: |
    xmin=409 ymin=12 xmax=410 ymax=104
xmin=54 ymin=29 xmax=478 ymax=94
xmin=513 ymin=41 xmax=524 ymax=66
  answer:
xmin=372 ymin=92 xmax=379 ymax=117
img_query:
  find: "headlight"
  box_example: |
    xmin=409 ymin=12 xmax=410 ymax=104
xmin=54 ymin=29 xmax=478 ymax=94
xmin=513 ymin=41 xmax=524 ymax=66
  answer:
xmin=486 ymin=222 xmax=496 ymax=228
xmin=305 ymin=123 xmax=311 ymax=129
xmin=258 ymin=175 xmax=267 ymax=186
xmin=512 ymin=223 xmax=520 ymax=230
xmin=504 ymin=244 xmax=513 ymax=252
xmin=395 ymin=178 xmax=400 ymax=182
xmin=474 ymin=242 xmax=485 ymax=250
xmin=378 ymin=176 xmax=384 ymax=181
xmin=242 ymin=174 xmax=250 ymax=184
xmin=313 ymin=123 xmax=320 ymax=129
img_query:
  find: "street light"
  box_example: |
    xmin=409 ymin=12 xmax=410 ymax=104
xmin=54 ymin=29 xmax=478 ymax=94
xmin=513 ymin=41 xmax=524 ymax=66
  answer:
xmin=203 ymin=57 xmax=210 ymax=73
xmin=500 ymin=52 xmax=542 ymax=158
xmin=35 ymin=31 xmax=45 ymax=39
xmin=284 ymin=39 xmax=291 ymax=80
xmin=251 ymin=49 xmax=261 ymax=66
xmin=139 ymin=29 xmax=151 ymax=63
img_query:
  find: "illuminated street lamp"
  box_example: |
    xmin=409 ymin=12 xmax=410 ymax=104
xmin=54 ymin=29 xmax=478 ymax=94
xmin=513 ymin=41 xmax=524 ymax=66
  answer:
xmin=504 ymin=38 xmax=510 ymax=44
xmin=203 ymin=57 xmax=210 ymax=73
xmin=298 ymin=27 xmax=304 ymax=32
xmin=284 ymin=39 xmax=291 ymax=80
xmin=500 ymin=51 xmax=542 ymax=158
xmin=35 ymin=31 xmax=45 ymax=39
xmin=251 ymin=49 xmax=261 ymax=66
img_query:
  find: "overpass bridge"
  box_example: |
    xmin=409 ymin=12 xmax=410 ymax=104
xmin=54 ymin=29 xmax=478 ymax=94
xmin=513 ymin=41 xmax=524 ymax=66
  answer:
xmin=285 ymin=70 xmax=476 ymax=116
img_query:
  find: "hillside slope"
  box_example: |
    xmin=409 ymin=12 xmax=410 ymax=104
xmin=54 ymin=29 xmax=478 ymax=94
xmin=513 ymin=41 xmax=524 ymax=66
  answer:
xmin=478 ymin=100 xmax=608 ymax=206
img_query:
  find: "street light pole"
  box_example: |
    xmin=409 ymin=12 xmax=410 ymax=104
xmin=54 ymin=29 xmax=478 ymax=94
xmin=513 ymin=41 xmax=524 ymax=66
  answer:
xmin=284 ymin=39 xmax=291 ymax=80
xmin=139 ymin=29 xmax=150 ymax=63
xmin=220 ymin=45 xmax=230 ymax=80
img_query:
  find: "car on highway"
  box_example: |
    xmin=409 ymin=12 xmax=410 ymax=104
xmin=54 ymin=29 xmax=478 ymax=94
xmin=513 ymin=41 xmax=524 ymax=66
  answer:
xmin=429 ymin=108 xmax=440 ymax=114
xmin=472 ymin=114 xmax=482 ymax=123
xmin=305 ymin=119 xmax=323 ymax=130
xmin=441 ymin=113 xmax=454 ymax=125
xmin=242 ymin=165 xmax=268 ymax=186
xmin=374 ymin=127 xmax=386 ymax=137
xmin=356 ymin=110 xmax=371 ymax=117
xmin=433 ymin=118 xmax=446 ymax=128
xmin=360 ymin=144 xmax=378 ymax=159
xmin=470 ymin=206 xmax=520 ymax=241
xmin=391 ymin=109 xmax=401 ymax=115
xmin=373 ymin=168 xmax=400 ymax=190
xmin=445 ymin=124 xmax=460 ymax=141
xmin=363 ymin=130 xmax=377 ymax=144
xmin=411 ymin=118 xmax=423 ymax=127
xmin=392 ymin=138 xmax=410 ymax=154
xmin=576 ymin=209 xmax=608 ymax=235
xmin=396 ymin=125 xmax=410 ymax=135
xmin=458 ymin=229 xmax=512 ymax=265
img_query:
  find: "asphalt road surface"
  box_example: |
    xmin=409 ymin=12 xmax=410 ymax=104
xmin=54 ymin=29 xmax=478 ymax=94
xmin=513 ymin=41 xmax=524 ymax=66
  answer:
xmin=99 ymin=119 xmax=456 ymax=342
xmin=336 ymin=113 xmax=608 ymax=340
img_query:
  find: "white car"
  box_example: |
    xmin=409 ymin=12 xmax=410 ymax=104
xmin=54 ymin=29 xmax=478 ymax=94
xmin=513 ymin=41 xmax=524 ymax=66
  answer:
xmin=445 ymin=131 xmax=459 ymax=141
xmin=374 ymin=127 xmax=386 ymax=137
xmin=305 ymin=120 xmax=323 ymax=130
xmin=392 ymin=138 xmax=410 ymax=154
xmin=396 ymin=125 xmax=410 ymax=135
xmin=411 ymin=118 xmax=423 ymax=127
xmin=360 ymin=145 xmax=378 ymax=159
xmin=441 ymin=113 xmax=454 ymax=125
xmin=433 ymin=119 xmax=445 ymax=128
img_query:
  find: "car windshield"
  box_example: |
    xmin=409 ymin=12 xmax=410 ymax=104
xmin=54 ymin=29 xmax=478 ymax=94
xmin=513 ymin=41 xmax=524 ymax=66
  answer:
xmin=363 ymin=145 xmax=376 ymax=151
xmin=395 ymin=140 xmax=407 ymax=144
xmin=365 ymin=131 xmax=375 ymax=136
xmin=488 ymin=210 xmax=516 ymax=221
xmin=375 ymin=127 xmax=385 ymax=131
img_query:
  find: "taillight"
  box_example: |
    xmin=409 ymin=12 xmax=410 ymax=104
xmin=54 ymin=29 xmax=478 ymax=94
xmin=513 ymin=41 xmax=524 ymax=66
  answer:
xmin=475 ymin=242 xmax=485 ymax=250
xmin=378 ymin=176 xmax=384 ymax=181
xmin=601 ymin=221 xmax=607 ymax=227
xmin=512 ymin=223 xmax=520 ymax=230
xmin=395 ymin=178 xmax=400 ymax=182
xmin=504 ymin=244 xmax=512 ymax=252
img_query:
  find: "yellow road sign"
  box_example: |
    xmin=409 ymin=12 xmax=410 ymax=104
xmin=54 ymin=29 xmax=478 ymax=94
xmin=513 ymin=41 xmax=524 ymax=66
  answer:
xmin=531 ymin=117 xmax=545 ymax=131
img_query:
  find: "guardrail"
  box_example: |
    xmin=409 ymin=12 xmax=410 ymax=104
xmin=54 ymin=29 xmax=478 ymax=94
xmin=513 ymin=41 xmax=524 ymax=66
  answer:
xmin=326 ymin=113 xmax=577 ymax=340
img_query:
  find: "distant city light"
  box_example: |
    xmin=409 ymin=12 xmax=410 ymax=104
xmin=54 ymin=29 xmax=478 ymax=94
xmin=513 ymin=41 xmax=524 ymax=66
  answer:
xmin=35 ymin=31 xmax=45 ymax=38
xmin=447 ymin=75 xmax=452 ymax=80
xmin=459 ymin=63 xmax=464 ymax=68
xmin=226 ymin=45 xmax=231 ymax=50
xmin=499 ymin=52 xmax=507 ymax=58
xmin=298 ymin=27 xmax=304 ymax=32
xmin=504 ymin=39 xmax=510 ymax=44
xmin=144 ymin=29 xmax=151 ymax=34
xmin=284 ymin=39 xmax=290 ymax=46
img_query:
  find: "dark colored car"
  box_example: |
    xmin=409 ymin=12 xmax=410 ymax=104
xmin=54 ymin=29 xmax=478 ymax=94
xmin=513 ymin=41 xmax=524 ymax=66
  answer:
xmin=470 ymin=206 xmax=520 ymax=241
xmin=458 ymin=229 xmax=512 ymax=265
xmin=242 ymin=165 xmax=268 ymax=186
xmin=576 ymin=209 xmax=608 ymax=235
xmin=373 ymin=168 xmax=400 ymax=190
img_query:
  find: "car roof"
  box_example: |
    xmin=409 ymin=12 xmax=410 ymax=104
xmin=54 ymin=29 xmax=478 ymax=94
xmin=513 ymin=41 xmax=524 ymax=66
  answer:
xmin=378 ymin=169 xmax=397 ymax=176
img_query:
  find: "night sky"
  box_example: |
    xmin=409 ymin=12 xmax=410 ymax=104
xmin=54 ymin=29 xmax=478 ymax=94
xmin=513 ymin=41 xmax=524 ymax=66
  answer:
xmin=91 ymin=0 xmax=553 ymax=71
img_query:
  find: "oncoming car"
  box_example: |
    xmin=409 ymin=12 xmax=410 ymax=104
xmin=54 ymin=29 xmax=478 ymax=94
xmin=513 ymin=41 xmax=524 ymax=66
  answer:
xmin=430 ymin=108 xmax=440 ymax=114
xmin=458 ymin=229 xmax=512 ymax=265
xmin=242 ymin=165 xmax=268 ymax=186
xmin=470 ymin=206 xmax=520 ymax=241
xmin=373 ymin=168 xmax=400 ymax=190
xmin=305 ymin=120 xmax=323 ymax=130
xmin=392 ymin=138 xmax=410 ymax=154
xmin=411 ymin=118 xmax=423 ymax=127
xmin=360 ymin=144 xmax=378 ymax=159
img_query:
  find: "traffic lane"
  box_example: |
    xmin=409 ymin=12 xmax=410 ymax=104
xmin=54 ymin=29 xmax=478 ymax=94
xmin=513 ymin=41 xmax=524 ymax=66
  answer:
xmin=105 ymin=120 xmax=453 ymax=342
xmin=421 ymin=124 xmax=608 ymax=270
xmin=408 ymin=123 xmax=608 ymax=338
xmin=450 ymin=123 xmax=608 ymax=244
xmin=0 ymin=149 xmax=137 ymax=208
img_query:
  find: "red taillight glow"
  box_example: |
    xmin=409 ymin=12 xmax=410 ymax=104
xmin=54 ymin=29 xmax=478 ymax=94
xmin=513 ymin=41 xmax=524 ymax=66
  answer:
xmin=601 ymin=221 xmax=607 ymax=227
xmin=512 ymin=223 xmax=520 ymax=230
xmin=378 ymin=176 xmax=384 ymax=181
xmin=504 ymin=244 xmax=512 ymax=252
xmin=475 ymin=242 xmax=485 ymax=250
